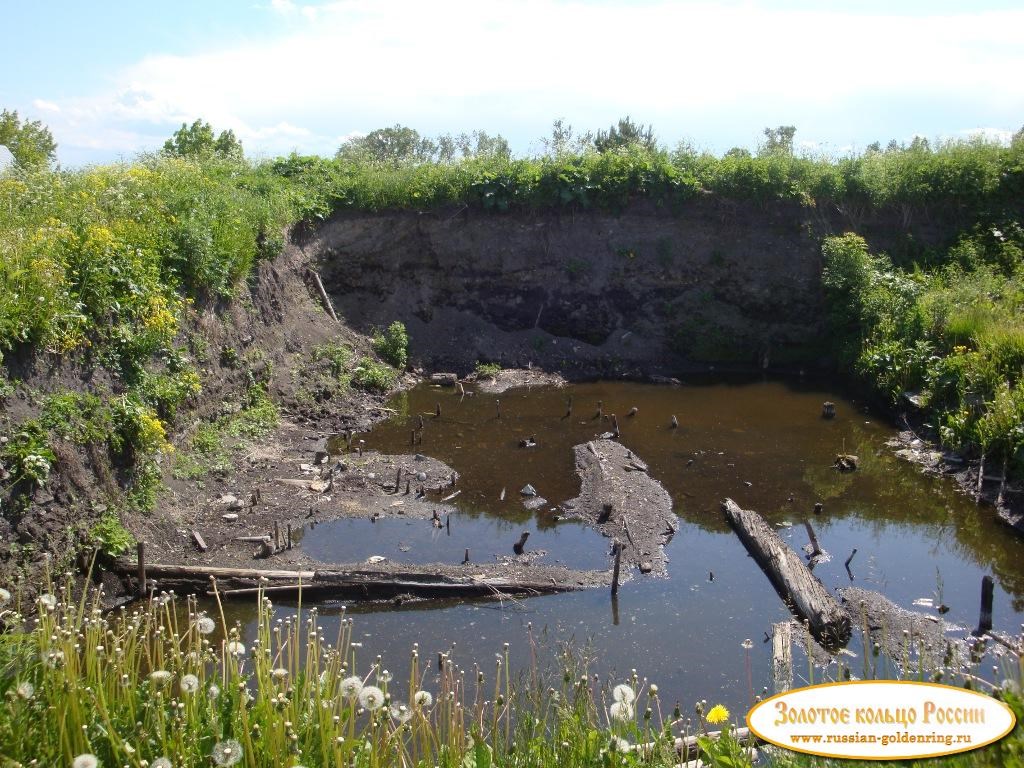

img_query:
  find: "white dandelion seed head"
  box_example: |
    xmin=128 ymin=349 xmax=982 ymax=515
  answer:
xmin=0 ymin=587 xmax=11 ymax=606
xmin=612 ymin=683 xmax=636 ymax=704
xmin=414 ymin=690 xmax=433 ymax=707
xmin=377 ymin=669 xmax=393 ymax=683
xmin=358 ymin=685 xmax=385 ymax=711
xmin=151 ymin=758 xmax=172 ymax=768
xmin=72 ymin=755 xmax=98 ymax=768
xmin=196 ymin=616 xmax=216 ymax=635
xmin=16 ymin=681 xmax=34 ymax=699
xmin=208 ymin=683 xmax=221 ymax=699
xmin=609 ymin=700 xmax=634 ymax=722
xmin=741 ymin=638 xmax=753 ymax=650
xmin=38 ymin=593 xmax=57 ymax=610
xmin=180 ymin=674 xmax=200 ymax=694
xmin=211 ymin=738 xmax=243 ymax=766
xmin=42 ymin=650 xmax=64 ymax=668
xmin=609 ymin=736 xmax=630 ymax=753
xmin=272 ymin=667 xmax=288 ymax=680
xmin=227 ymin=641 xmax=246 ymax=656
xmin=149 ymin=670 xmax=172 ymax=686
xmin=340 ymin=675 xmax=363 ymax=699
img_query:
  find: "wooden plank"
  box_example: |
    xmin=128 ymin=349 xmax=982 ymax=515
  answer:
xmin=191 ymin=531 xmax=208 ymax=552
xmin=723 ymin=498 xmax=851 ymax=647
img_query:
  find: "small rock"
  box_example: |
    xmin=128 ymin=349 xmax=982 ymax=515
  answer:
xmin=299 ymin=463 xmax=315 ymax=473
xmin=222 ymin=513 xmax=239 ymax=522
xmin=414 ymin=454 xmax=427 ymax=461
xmin=219 ymin=494 xmax=239 ymax=505
xmin=314 ymin=450 xmax=329 ymax=464
xmin=520 ymin=484 xmax=537 ymax=497
xmin=366 ymin=555 xmax=386 ymax=565
xmin=416 ymin=471 xmax=427 ymax=482
xmin=522 ymin=496 xmax=548 ymax=510
xmin=638 ymin=561 xmax=653 ymax=574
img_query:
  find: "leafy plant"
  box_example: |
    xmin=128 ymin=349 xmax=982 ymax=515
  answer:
xmin=89 ymin=512 xmax=135 ymax=557
xmin=371 ymin=320 xmax=409 ymax=369
xmin=352 ymin=357 xmax=396 ymax=392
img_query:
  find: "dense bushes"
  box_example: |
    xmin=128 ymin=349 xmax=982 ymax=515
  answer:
xmin=822 ymin=232 xmax=1024 ymax=474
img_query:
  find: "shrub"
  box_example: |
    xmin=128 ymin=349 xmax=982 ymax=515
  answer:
xmin=89 ymin=512 xmax=135 ymax=557
xmin=352 ymin=357 xmax=396 ymax=392
xmin=372 ymin=320 xmax=409 ymax=369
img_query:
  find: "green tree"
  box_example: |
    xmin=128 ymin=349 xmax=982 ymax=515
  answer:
xmin=0 ymin=109 xmax=57 ymax=168
xmin=759 ymin=125 xmax=796 ymax=156
xmin=336 ymin=125 xmax=432 ymax=165
xmin=594 ymin=116 xmax=657 ymax=153
xmin=162 ymin=119 xmax=243 ymax=160
xmin=539 ymin=119 xmax=594 ymax=158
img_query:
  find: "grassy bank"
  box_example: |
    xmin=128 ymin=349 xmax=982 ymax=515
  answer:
xmin=0 ymin=574 xmax=1021 ymax=767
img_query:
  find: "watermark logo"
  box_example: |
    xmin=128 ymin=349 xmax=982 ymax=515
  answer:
xmin=748 ymin=681 xmax=1016 ymax=760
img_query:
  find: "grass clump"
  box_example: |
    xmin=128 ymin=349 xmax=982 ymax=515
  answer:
xmin=88 ymin=511 xmax=135 ymax=557
xmin=475 ymin=361 xmax=502 ymax=380
xmin=352 ymin=356 xmax=397 ymax=393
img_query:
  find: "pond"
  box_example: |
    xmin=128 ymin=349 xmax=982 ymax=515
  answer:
xmin=219 ymin=377 xmax=1024 ymax=713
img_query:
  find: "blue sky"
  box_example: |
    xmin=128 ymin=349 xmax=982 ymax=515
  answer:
xmin=3 ymin=0 xmax=1022 ymax=166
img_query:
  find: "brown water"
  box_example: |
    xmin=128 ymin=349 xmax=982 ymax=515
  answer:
xmin=226 ymin=378 xmax=1024 ymax=711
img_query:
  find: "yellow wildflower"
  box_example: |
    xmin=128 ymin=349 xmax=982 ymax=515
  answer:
xmin=705 ymin=704 xmax=730 ymax=724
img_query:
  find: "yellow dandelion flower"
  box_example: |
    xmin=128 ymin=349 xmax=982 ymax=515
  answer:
xmin=705 ymin=704 xmax=730 ymax=724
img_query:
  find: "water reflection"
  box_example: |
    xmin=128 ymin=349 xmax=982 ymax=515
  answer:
xmin=204 ymin=378 xmax=1024 ymax=712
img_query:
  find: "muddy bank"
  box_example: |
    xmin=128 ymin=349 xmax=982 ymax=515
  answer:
xmin=560 ymin=439 xmax=673 ymax=576
xmin=887 ymin=431 xmax=1024 ymax=537
xmin=470 ymin=368 xmax=567 ymax=394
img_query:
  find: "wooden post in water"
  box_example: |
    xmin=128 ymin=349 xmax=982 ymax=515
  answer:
xmin=670 ymin=415 xmax=678 ymax=429
xmin=611 ymin=541 xmax=623 ymax=596
xmin=976 ymin=452 xmax=986 ymax=503
xmin=496 ymin=399 xmax=501 ymax=419
xmin=594 ymin=400 xmax=603 ymax=420
xmin=410 ymin=430 xmax=416 ymax=446
xmin=136 ymin=541 xmax=146 ymax=597
xmin=977 ymin=575 xmax=994 ymax=634
xmin=435 ymin=402 xmax=441 ymax=418
xmin=564 ymin=395 xmax=573 ymax=420
xmin=446 ymin=514 xmax=450 ymax=534
xmin=803 ymin=520 xmax=822 ymax=557
xmin=463 ymin=548 xmax=470 ymax=565
xmin=772 ymin=622 xmax=793 ymax=693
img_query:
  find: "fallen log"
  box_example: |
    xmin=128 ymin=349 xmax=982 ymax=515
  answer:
xmin=114 ymin=560 xmax=315 ymax=581
xmin=113 ymin=560 xmax=597 ymax=600
xmin=772 ymin=621 xmax=793 ymax=693
xmin=723 ymin=498 xmax=851 ymax=647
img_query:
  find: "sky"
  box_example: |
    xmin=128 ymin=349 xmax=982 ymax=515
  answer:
xmin=2 ymin=0 xmax=1022 ymax=167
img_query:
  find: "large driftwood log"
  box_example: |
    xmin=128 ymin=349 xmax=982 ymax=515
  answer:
xmin=114 ymin=561 xmax=592 ymax=600
xmin=723 ymin=498 xmax=851 ymax=647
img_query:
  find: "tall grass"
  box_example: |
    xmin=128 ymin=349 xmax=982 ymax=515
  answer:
xmin=0 ymin=569 xmax=733 ymax=768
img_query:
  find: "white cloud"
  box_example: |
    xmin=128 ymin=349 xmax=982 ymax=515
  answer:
xmin=32 ymin=99 xmax=61 ymax=113
xmin=30 ymin=0 xmax=1024 ymax=165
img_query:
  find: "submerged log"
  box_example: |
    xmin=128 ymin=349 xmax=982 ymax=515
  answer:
xmin=771 ymin=621 xmax=793 ymax=693
xmin=723 ymin=498 xmax=851 ymax=647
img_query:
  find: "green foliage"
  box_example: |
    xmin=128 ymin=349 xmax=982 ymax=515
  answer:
xmin=226 ymin=385 xmax=278 ymax=439
xmin=352 ymin=356 xmax=396 ymax=392
xmin=0 ymin=420 xmax=54 ymax=487
xmin=89 ymin=512 xmax=135 ymax=557
xmin=372 ymin=320 xmax=409 ymax=369
xmin=475 ymin=361 xmax=501 ymax=379
xmin=40 ymin=392 xmax=111 ymax=445
xmin=0 ymin=109 xmax=57 ymax=169
xmin=336 ymin=125 xmax=511 ymax=166
xmin=162 ymin=119 xmax=243 ymax=161
xmin=823 ymin=234 xmax=1024 ymax=470
xmin=759 ymin=125 xmax=797 ymax=156
xmin=594 ymin=116 xmax=657 ymax=153
xmin=311 ymin=342 xmax=352 ymax=378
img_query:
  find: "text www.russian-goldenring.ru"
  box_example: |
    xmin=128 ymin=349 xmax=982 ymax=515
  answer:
xmin=790 ymin=732 xmax=973 ymax=747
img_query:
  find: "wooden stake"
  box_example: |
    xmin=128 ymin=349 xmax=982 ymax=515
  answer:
xmin=463 ymin=548 xmax=470 ymax=564
xmin=405 ymin=480 xmax=410 ymax=495
xmin=446 ymin=514 xmax=450 ymax=533
xmin=997 ymin=454 xmax=1008 ymax=508
xmin=803 ymin=520 xmax=822 ymax=557
xmin=564 ymin=395 xmax=573 ymax=419
xmin=308 ymin=269 xmax=339 ymax=323
xmin=670 ymin=415 xmax=678 ymax=429
xmin=394 ymin=466 xmax=402 ymax=493
xmin=594 ymin=400 xmax=603 ymax=420
xmin=611 ymin=541 xmax=623 ymax=596
xmin=772 ymin=622 xmax=793 ymax=693
xmin=274 ymin=521 xmax=281 ymax=551
xmin=410 ymin=430 xmax=416 ymax=446
xmin=496 ymin=399 xmax=501 ymax=419
xmin=976 ymin=452 xmax=986 ymax=503
xmin=136 ymin=541 xmax=146 ymax=597
xmin=287 ymin=524 xmax=292 ymax=550
xmin=977 ymin=575 xmax=994 ymax=634
xmin=435 ymin=402 xmax=441 ymax=418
